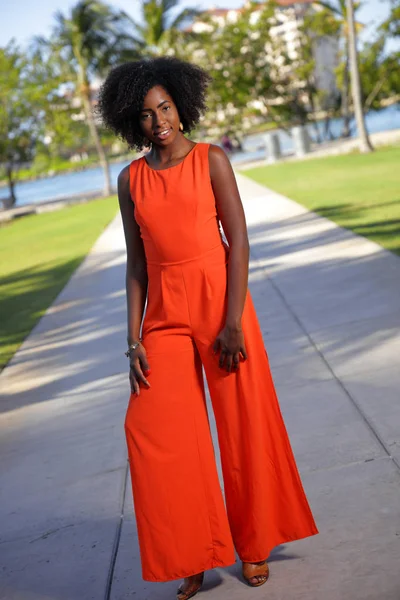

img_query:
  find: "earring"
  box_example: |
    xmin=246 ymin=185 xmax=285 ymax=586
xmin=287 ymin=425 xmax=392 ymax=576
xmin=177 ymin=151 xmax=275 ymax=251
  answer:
xmin=179 ymin=122 xmax=184 ymax=131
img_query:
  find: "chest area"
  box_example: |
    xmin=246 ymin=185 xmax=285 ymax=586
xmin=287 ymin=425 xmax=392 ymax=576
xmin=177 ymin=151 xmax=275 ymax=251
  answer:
xmin=133 ymin=162 xmax=216 ymax=228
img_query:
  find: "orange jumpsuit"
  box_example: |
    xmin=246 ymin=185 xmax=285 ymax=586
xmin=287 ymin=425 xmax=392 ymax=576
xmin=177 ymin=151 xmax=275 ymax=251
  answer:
xmin=125 ymin=143 xmax=318 ymax=582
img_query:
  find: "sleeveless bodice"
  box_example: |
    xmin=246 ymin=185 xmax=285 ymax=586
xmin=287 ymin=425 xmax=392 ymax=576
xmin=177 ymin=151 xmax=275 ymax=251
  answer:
xmin=129 ymin=143 xmax=224 ymax=265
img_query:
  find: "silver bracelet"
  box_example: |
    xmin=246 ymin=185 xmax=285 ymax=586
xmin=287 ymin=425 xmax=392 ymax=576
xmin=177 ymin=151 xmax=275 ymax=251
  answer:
xmin=125 ymin=341 xmax=142 ymax=358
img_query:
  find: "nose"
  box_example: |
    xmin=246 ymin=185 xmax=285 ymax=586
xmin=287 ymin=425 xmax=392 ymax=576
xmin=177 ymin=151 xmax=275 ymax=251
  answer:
xmin=153 ymin=111 xmax=166 ymax=129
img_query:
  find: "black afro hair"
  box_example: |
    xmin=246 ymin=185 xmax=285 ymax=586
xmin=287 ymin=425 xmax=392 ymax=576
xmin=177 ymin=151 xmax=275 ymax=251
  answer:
xmin=97 ymin=57 xmax=212 ymax=150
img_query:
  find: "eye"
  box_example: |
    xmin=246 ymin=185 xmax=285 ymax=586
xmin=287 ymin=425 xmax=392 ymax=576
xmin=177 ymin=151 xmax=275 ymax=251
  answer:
xmin=140 ymin=113 xmax=150 ymax=120
xmin=163 ymin=105 xmax=171 ymax=111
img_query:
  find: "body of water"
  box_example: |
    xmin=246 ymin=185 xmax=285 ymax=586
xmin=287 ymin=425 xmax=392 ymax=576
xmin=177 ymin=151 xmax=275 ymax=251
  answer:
xmin=1 ymin=104 xmax=399 ymax=208
xmin=241 ymin=103 xmax=400 ymax=157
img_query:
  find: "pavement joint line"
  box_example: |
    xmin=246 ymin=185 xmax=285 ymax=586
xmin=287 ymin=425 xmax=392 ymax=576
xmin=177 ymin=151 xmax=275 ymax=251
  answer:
xmin=0 ymin=521 xmax=84 ymax=546
xmin=28 ymin=523 xmax=76 ymax=544
xmin=250 ymin=249 xmax=400 ymax=474
xmin=274 ymin=377 xmax=335 ymax=391
xmin=281 ymin=309 xmax=400 ymax=338
xmin=104 ymin=457 xmax=129 ymax=600
xmin=300 ymin=455 xmax=392 ymax=477
xmin=70 ymin=465 xmax=127 ymax=484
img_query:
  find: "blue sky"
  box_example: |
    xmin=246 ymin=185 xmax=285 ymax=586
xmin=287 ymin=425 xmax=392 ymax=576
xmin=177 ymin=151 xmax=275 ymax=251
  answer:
xmin=0 ymin=0 xmax=394 ymax=48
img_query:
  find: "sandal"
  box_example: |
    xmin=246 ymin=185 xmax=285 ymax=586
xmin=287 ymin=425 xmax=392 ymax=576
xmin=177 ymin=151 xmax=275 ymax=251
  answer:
xmin=242 ymin=561 xmax=269 ymax=587
xmin=177 ymin=572 xmax=204 ymax=600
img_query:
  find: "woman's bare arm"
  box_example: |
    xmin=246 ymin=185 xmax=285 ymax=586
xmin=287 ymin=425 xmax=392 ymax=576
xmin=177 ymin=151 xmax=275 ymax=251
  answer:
xmin=209 ymin=145 xmax=250 ymax=371
xmin=118 ymin=165 xmax=150 ymax=393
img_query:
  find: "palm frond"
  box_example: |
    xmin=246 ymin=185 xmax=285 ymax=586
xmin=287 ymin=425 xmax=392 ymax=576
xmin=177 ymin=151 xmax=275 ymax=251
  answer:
xmin=315 ymin=1 xmax=342 ymax=16
xmin=169 ymin=7 xmax=200 ymax=30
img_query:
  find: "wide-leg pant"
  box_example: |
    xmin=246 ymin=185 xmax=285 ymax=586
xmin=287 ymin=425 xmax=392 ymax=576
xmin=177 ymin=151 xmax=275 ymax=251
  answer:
xmin=125 ymin=244 xmax=318 ymax=582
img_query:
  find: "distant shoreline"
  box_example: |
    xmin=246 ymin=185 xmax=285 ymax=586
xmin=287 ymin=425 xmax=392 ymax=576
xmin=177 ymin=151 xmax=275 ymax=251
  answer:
xmin=0 ymin=188 xmax=116 ymax=224
xmin=2 ymin=126 xmax=400 ymax=224
xmin=0 ymin=154 xmax=134 ymax=189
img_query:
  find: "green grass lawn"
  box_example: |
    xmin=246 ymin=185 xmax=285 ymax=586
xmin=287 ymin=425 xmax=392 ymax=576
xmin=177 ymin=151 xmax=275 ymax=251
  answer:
xmin=0 ymin=196 xmax=118 ymax=370
xmin=243 ymin=145 xmax=400 ymax=256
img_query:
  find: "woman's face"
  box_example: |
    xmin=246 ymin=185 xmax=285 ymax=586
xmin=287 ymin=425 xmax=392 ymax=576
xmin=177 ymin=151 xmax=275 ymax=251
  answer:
xmin=139 ymin=85 xmax=181 ymax=146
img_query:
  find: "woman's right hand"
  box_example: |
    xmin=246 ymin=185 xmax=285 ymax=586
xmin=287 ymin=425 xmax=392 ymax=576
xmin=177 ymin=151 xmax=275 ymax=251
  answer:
xmin=129 ymin=343 xmax=151 ymax=395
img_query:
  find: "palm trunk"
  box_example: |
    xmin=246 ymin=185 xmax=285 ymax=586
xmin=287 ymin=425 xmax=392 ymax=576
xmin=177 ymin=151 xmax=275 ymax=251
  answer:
xmin=345 ymin=0 xmax=373 ymax=152
xmin=341 ymin=46 xmax=351 ymax=138
xmin=81 ymin=89 xmax=112 ymax=196
xmin=308 ymin=88 xmax=322 ymax=144
xmin=6 ymin=164 xmax=17 ymax=207
xmin=324 ymin=115 xmax=333 ymax=140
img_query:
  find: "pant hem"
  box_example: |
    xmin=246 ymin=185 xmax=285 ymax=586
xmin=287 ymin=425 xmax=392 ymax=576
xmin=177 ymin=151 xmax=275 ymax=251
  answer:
xmin=142 ymin=557 xmax=237 ymax=582
xmin=238 ymin=527 xmax=319 ymax=564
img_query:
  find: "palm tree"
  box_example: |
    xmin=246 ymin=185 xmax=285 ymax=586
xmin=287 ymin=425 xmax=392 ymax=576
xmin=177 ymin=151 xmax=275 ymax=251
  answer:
xmin=48 ymin=0 xmax=139 ymax=195
xmin=129 ymin=0 xmax=199 ymax=57
xmin=345 ymin=0 xmax=373 ymax=152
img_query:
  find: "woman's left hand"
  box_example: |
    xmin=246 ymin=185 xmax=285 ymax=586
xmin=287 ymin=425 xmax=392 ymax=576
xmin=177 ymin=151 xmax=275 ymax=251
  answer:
xmin=213 ymin=324 xmax=248 ymax=372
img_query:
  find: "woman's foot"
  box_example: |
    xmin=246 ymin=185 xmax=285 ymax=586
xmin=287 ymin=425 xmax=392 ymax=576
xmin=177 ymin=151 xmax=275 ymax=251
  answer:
xmin=177 ymin=572 xmax=204 ymax=600
xmin=242 ymin=561 xmax=269 ymax=587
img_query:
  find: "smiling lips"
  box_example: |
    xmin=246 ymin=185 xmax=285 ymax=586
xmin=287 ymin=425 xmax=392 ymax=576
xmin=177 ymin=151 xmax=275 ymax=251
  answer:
xmin=155 ymin=129 xmax=171 ymax=140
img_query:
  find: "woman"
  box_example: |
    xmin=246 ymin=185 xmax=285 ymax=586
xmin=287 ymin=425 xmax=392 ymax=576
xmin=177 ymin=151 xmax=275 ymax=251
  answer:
xmin=98 ymin=57 xmax=318 ymax=600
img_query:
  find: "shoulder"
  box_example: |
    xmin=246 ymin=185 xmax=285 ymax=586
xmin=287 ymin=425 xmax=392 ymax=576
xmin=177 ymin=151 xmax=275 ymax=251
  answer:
xmin=208 ymin=144 xmax=227 ymax=162
xmin=118 ymin=157 xmax=144 ymax=189
xmin=118 ymin=164 xmax=130 ymax=188
xmin=207 ymin=144 xmax=232 ymax=178
xmin=117 ymin=164 xmax=134 ymax=207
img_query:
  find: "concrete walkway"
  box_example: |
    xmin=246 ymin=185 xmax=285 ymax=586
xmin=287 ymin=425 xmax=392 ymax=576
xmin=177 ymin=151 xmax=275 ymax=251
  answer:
xmin=1 ymin=173 xmax=400 ymax=600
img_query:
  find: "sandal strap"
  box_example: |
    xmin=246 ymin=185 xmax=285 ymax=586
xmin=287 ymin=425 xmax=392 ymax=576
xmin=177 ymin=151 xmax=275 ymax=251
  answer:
xmin=177 ymin=584 xmax=202 ymax=599
xmin=177 ymin=573 xmax=204 ymax=599
xmin=242 ymin=561 xmax=269 ymax=581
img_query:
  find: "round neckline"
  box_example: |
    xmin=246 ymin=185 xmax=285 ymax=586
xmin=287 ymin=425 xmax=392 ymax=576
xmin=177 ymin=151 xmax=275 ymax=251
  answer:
xmin=142 ymin=143 xmax=198 ymax=172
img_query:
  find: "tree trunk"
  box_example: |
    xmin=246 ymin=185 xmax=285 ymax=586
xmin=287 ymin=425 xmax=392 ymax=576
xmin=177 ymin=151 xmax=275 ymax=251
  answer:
xmin=345 ymin=0 xmax=373 ymax=152
xmin=324 ymin=115 xmax=333 ymax=141
xmin=341 ymin=46 xmax=351 ymax=138
xmin=308 ymin=88 xmax=322 ymax=144
xmin=81 ymin=90 xmax=112 ymax=196
xmin=313 ymin=119 xmax=322 ymax=144
xmin=6 ymin=164 xmax=17 ymax=207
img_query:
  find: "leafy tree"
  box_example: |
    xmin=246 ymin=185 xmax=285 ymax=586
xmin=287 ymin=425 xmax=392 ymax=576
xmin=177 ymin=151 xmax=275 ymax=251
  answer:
xmin=357 ymin=5 xmax=400 ymax=111
xmin=358 ymin=37 xmax=399 ymax=110
xmin=192 ymin=2 xmax=289 ymax=135
xmin=376 ymin=0 xmax=400 ymax=105
xmin=42 ymin=107 xmax=93 ymax=159
xmin=378 ymin=52 xmax=400 ymax=101
xmin=25 ymin=43 xmax=87 ymax=167
xmin=192 ymin=1 xmax=342 ymax=136
xmin=0 ymin=42 xmax=47 ymax=206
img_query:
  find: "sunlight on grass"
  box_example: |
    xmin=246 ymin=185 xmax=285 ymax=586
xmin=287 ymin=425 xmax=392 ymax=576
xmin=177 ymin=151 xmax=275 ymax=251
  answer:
xmin=243 ymin=146 xmax=400 ymax=255
xmin=0 ymin=196 xmax=118 ymax=369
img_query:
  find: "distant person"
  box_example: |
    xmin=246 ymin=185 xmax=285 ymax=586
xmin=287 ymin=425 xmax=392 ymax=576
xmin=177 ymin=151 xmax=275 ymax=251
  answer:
xmin=98 ymin=57 xmax=318 ymax=600
xmin=221 ymin=132 xmax=234 ymax=153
